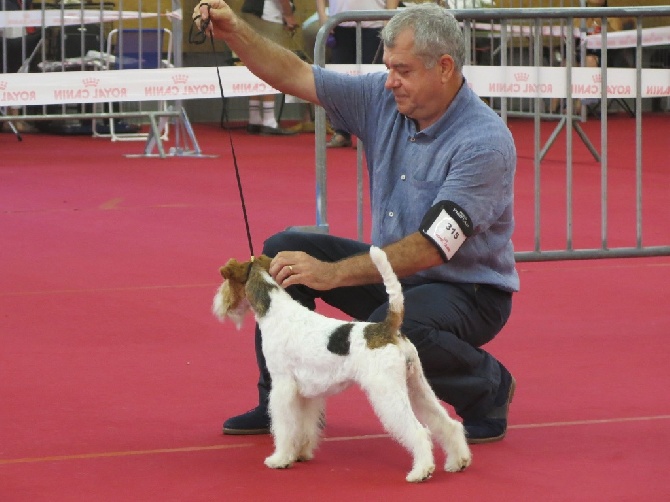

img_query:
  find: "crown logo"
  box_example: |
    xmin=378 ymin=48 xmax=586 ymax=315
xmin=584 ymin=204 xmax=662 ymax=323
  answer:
xmin=172 ymin=74 xmax=189 ymax=84
xmin=83 ymin=77 xmax=99 ymax=87
xmin=0 ymin=81 xmax=7 ymax=91
xmin=514 ymin=72 xmax=529 ymax=82
xmin=592 ymin=74 xmax=602 ymax=83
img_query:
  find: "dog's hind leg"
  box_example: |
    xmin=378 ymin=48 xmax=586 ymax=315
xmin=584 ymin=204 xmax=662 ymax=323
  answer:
xmin=360 ymin=369 xmax=435 ymax=482
xmin=403 ymin=344 xmax=471 ymax=473
xmin=265 ymin=377 xmax=303 ymax=469
xmin=296 ymin=396 xmax=325 ymax=462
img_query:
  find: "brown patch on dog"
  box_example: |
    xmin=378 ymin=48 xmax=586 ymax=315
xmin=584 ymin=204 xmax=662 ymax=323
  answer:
xmin=218 ymin=255 xmax=275 ymax=317
xmin=219 ymin=255 xmax=271 ymax=281
xmin=245 ymin=263 xmax=276 ymax=317
xmin=219 ymin=259 xmax=248 ymax=311
xmin=363 ymin=318 xmax=401 ymax=350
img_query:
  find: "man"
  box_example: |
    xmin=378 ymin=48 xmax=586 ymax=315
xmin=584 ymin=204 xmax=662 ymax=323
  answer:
xmin=194 ymin=2 xmax=519 ymax=444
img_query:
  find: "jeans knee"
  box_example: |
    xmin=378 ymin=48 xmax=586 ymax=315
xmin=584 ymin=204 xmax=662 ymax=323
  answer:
xmin=262 ymin=230 xmax=299 ymax=257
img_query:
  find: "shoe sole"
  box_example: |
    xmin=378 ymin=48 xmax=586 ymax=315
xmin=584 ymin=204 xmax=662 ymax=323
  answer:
xmin=223 ymin=412 xmax=325 ymax=436
xmin=467 ymin=377 xmax=516 ymax=445
xmin=223 ymin=427 xmax=271 ymax=436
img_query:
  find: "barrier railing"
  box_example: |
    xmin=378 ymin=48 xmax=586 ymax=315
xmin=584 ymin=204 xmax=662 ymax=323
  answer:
xmin=301 ymin=6 xmax=670 ymax=262
xmin=2 ymin=4 xmax=670 ymax=259
xmin=0 ymin=0 xmax=201 ymax=157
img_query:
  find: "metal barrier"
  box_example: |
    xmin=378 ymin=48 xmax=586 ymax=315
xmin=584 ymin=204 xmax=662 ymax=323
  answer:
xmin=0 ymin=0 xmax=201 ymax=157
xmin=304 ymin=5 xmax=670 ymax=262
xmin=2 ymin=3 xmax=669 ymax=254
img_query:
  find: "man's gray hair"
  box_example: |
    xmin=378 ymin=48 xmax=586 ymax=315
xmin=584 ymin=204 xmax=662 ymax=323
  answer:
xmin=381 ymin=3 xmax=465 ymax=72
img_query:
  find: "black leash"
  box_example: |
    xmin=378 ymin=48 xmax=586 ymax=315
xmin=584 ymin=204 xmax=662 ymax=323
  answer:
xmin=190 ymin=5 xmax=255 ymax=259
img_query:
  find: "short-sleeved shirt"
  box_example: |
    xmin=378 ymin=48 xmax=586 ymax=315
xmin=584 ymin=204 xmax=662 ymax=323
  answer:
xmin=314 ymin=66 xmax=520 ymax=292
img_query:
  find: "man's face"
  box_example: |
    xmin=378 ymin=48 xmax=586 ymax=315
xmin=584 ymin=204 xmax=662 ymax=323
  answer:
xmin=383 ymin=29 xmax=453 ymax=130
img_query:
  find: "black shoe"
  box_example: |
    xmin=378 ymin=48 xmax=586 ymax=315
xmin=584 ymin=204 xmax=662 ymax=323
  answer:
xmin=246 ymin=124 xmax=261 ymax=134
xmin=222 ymin=406 xmax=271 ymax=435
xmin=464 ymin=364 xmax=516 ymax=444
xmin=259 ymin=125 xmax=298 ymax=136
xmin=326 ymin=133 xmax=353 ymax=148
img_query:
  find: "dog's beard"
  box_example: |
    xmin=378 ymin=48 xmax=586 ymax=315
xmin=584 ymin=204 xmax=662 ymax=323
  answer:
xmin=212 ymin=281 xmax=250 ymax=329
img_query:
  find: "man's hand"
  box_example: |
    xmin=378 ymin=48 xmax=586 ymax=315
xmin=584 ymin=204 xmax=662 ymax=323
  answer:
xmin=193 ymin=0 xmax=235 ymax=37
xmin=269 ymin=251 xmax=339 ymax=290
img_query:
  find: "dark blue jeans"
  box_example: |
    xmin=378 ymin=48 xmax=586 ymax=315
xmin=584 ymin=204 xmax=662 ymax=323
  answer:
xmin=253 ymin=230 xmax=513 ymax=421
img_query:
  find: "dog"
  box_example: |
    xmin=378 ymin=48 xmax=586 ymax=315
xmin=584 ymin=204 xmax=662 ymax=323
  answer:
xmin=212 ymin=246 xmax=472 ymax=482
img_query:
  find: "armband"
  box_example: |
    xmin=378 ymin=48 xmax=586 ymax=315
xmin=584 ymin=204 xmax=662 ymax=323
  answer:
xmin=419 ymin=201 xmax=473 ymax=261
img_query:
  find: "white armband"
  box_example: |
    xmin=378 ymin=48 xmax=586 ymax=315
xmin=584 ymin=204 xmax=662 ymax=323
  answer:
xmin=419 ymin=201 xmax=473 ymax=261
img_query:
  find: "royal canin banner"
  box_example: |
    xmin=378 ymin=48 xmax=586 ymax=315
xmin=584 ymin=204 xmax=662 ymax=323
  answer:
xmin=0 ymin=10 xmax=159 ymax=29
xmin=1 ymin=65 xmax=669 ymax=107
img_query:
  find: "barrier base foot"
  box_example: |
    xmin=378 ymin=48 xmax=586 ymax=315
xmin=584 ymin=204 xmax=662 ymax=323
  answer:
xmin=285 ymin=224 xmax=330 ymax=234
xmin=129 ymin=107 xmax=213 ymax=159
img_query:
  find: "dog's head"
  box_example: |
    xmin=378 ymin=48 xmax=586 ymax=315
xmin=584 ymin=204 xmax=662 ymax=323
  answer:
xmin=211 ymin=255 xmax=272 ymax=329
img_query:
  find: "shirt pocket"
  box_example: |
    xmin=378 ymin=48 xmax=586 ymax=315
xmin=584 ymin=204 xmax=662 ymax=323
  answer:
xmin=406 ymin=176 xmax=442 ymax=207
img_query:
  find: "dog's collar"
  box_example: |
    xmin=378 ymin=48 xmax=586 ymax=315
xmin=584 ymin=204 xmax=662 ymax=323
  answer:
xmin=244 ymin=257 xmax=255 ymax=282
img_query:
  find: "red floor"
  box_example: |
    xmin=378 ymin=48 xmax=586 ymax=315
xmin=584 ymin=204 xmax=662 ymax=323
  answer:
xmin=1 ymin=116 xmax=669 ymax=501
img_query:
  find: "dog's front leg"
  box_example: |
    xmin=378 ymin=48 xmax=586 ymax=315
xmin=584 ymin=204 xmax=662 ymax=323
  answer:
xmin=264 ymin=377 xmax=302 ymax=469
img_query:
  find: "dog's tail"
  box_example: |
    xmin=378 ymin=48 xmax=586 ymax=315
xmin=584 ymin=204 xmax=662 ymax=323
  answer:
xmin=369 ymin=246 xmax=404 ymax=331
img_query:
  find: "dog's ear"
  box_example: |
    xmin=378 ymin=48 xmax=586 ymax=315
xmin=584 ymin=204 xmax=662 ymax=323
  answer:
xmin=219 ymin=259 xmax=238 ymax=279
xmin=219 ymin=258 xmax=249 ymax=282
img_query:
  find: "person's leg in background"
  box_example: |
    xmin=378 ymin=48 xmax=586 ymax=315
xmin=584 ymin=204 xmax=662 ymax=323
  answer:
xmin=246 ymin=94 xmax=297 ymax=135
xmin=240 ymin=10 xmax=298 ymax=136
xmin=326 ymin=26 xmax=355 ymax=147
xmin=327 ymin=26 xmax=382 ymax=148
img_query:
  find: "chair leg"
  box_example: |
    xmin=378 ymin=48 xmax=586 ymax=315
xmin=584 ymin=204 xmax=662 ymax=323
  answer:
xmin=1 ymin=108 xmax=23 ymax=142
xmin=616 ymin=98 xmax=635 ymax=117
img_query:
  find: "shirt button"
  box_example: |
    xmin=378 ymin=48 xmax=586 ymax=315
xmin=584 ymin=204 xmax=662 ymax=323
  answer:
xmin=410 ymin=137 xmax=416 ymax=142
xmin=400 ymin=174 xmax=406 ymax=180
xmin=388 ymin=211 xmax=394 ymax=217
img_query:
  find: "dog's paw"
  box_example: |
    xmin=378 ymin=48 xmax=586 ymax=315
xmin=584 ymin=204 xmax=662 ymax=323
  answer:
xmin=264 ymin=453 xmax=294 ymax=469
xmin=406 ymin=463 xmax=434 ymax=483
xmin=444 ymin=434 xmax=472 ymax=472
xmin=445 ymin=450 xmax=472 ymax=472
xmin=296 ymin=451 xmax=314 ymax=462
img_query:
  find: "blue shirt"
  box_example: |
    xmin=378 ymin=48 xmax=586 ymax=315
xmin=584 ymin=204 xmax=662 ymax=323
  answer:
xmin=314 ymin=66 xmax=519 ymax=292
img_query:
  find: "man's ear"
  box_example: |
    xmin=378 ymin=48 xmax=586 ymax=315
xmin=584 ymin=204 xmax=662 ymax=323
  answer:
xmin=439 ymin=53 xmax=456 ymax=82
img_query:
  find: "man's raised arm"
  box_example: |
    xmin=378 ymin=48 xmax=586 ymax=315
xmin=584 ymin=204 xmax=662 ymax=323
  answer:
xmin=193 ymin=0 xmax=320 ymax=105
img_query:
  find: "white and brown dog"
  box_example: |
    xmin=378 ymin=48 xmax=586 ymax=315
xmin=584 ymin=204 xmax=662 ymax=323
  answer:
xmin=212 ymin=246 xmax=471 ymax=482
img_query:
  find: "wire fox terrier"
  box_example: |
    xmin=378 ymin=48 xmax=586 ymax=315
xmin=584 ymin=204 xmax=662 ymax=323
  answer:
xmin=212 ymin=246 xmax=472 ymax=482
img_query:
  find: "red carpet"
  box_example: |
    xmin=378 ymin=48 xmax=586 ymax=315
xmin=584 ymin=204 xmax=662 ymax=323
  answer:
xmin=1 ymin=115 xmax=669 ymax=501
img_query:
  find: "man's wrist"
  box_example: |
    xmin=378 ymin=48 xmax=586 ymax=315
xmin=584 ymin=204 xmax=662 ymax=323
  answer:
xmin=328 ymin=261 xmax=349 ymax=289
